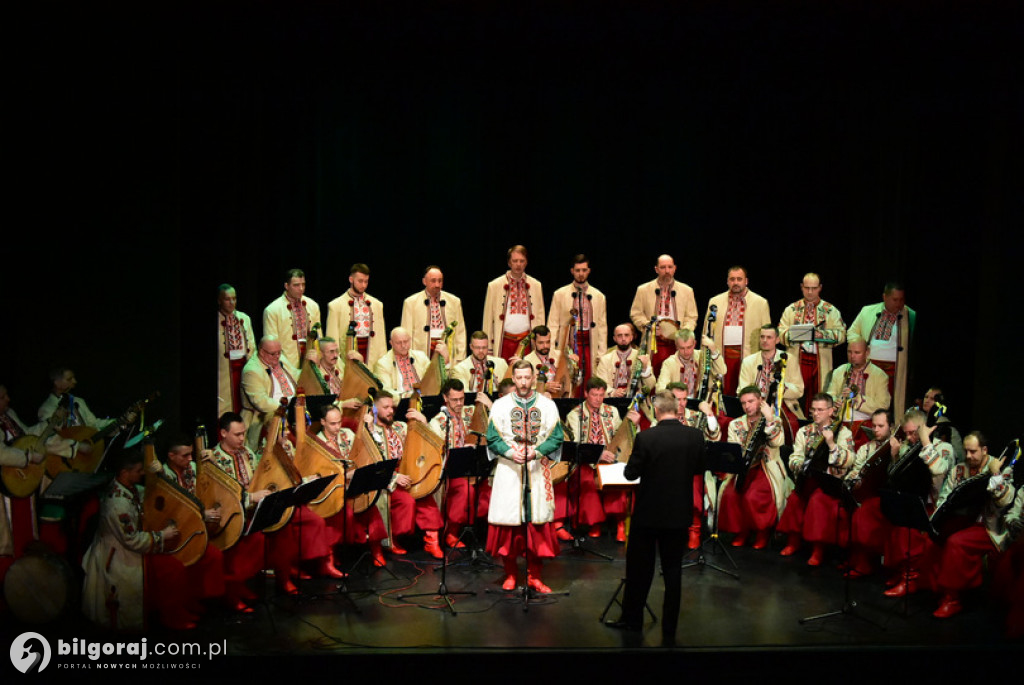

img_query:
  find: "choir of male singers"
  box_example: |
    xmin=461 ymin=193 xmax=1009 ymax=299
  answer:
xmin=5 ymin=250 xmax=1019 ymax=641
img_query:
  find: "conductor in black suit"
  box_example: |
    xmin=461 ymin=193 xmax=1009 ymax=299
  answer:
xmin=606 ymin=389 xmax=706 ymax=644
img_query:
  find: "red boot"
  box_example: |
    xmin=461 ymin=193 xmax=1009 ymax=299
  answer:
xmin=423 ymin=530 xmax=444 ymax=559
xmin=933 ymin=592 xmax=962 ymax=618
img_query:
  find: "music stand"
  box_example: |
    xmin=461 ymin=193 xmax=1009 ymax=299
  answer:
xmin=344 ymin=459 xmax=400 ymax=581
xmin=445 ymin=445 xmax=499 ymax=571
xmin=561 ymin=442 xmax=613 ymax=561
xmin=682 ymin=442 xmax=741 ymax=579
xmin=879 ymin=488 xmax=933 ymax=617
xmin=799 ymin=473 xmax=883 ymax=629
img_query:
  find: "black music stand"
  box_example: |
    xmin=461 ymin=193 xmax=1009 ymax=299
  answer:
xmin=396 ymin=445 xmax=480 ymax=614
xmin=561 ymin=442 xmax=613 ymax=561
xmin=798 ymin=474 xmax=883 ymax=629
xmin=445 ymin=445 xmax=499 ymax=571
xmin=683 ymin=442 xmax=741 ymax=579
xmin=344 ymin=459 xmax=400 ymax=582
xmin=879 ymin=488 xmax=933 ymax=617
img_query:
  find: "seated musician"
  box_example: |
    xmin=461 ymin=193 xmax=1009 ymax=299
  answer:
xmin=559 ymin=377 xmax=637 ymax=542
xmin=736 ymin=325 xmax=805 ymax=440
xmin=0 ymin=383 xmax=74 ymax=563
xmin=882 ymin=408 xmax=953 ymax=598
xmin=843 ymin=409 xmax=895 ymax=578
xmin=519 ymin=325 xmax=571 ymax=396
xmin=299 ymin=336 xmax=345 ymax=397
xmin=240 ymin=336 xmax=299 ymax=451
xmin=917 ymin=386 xmax=965 ymax=464
xmin=993 ymin=484 xmax=1024 ymax=638
xmin=776 ymin=393 xmax=855 ymax=565
xmin=81 ymin=449 xmax=197 ymax=631
xmin=718 ymin=385 xmax=791 ymax=550
xmin=595 ymin=323 xmax=654 ymax=399
xmin=157 ymin=434 xmax=245 ymax=612
xmin=427 ymin=379 xmax=491 ymax=549
xmin=825 ymin=340 xmax=891 ymax=450
xmin=373 ymin=327 xmax=440 ymax=400
xmin=316 ymin=405 xmax=388 ymax=568
xmin=664 ymin=382 xmax=720 ymax=549
xmin=204 ymin=412 xmax=343 ymax=596
xmin=37 ymin=366 xmax=122 ymax=431
xmin=0 ymin=433 xmax=45 ymax=582
xmin=451 ymin=331 xmax=508 ymax=394
xmin=366 ymin=391 xmax=444 ymax=559
xmin=655 ymin=328 xmax=725 ymax=393
xmin=919 ymin=431 xmax=1014 ymax=618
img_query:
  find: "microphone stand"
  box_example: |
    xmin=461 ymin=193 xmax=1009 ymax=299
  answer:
xmin=398 ymin=409 xmax=475 ymax=614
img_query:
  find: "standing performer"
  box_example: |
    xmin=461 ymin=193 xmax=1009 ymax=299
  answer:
xmin=595 ymin=323 xmax=655 ymax=398
xmin=428 ymin=379 xmax=491 ymax=548
xmin=326 ymin=263 xmax=387 ymax=367
xmin=703 ymin=266 xmax=771 ymax=396
xmin=400 ymin=265 xmax=467 ymax=361
xmin=483 ymin=245 xmax=545 ymax=362
xmin=217 ymin=283 xmax=256 ymax=417
xmin=548 ymin=254 xmax=607 ymax=388
xmin=486 ymin=361 xmax=564 ymax=593
xmin=777 ymin=273 xmax=846 ymax=417
xmin=605 ymin=390 xmax=705 ymax=646
xmin=240 ymin=336 xmax=298 ymax=450
xmin=848 ymin=281 xmax=915 ymax=417
xmin=81 ymin=450 xmax=197 ymax=631
xmin=452 ymin=331 xmax=509 ymax=394
xmin=262 ymin=268 xmax=320 ymax=370
xmin=825 ymin=340 xmax=891 ymax=450
xmin=629 ymin=254 xmax=698 ymax=377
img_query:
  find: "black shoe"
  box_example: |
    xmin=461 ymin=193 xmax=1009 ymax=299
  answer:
xmin=604 ymin=619 xmax=641 ymax=631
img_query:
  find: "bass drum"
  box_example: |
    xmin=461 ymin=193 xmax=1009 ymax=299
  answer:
xmin=3 ymin=542 xmax=76 ymax=624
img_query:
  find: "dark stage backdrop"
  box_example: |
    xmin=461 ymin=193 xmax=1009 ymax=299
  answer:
xmin=3 ymin=3 xmax=1020 ymax=454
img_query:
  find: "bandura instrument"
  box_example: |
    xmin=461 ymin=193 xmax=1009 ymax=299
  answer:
xmin=142 ymin=437 xmax=207 ymax=566
xmin=628 ymin=319 xmax=657 ymax=399
xmin=296 ymin=323 xmax=332 ymax=396
xmin=346 ymin=400 xmax=386 ymax=513
xmin=466 ymin=394 xmax=490 ymax=447
xmin=398 ymin=388 xmax=445 ymax=499
xmin=794 ymin=382 xmax=856 ymax=491
xmin=551 ymin=308 xmax=580 ymax=398
xmin=418 ymin=321 xmax=457 ymax=396
xmin=340 ymin=321 xmax=385 ymax=432
xmin=291 ymin=392 xmax=347 ymax=519
xmin=734 ymin=360 xmax=782 ymax=491
xmin=193 ymin=423 xmax=245 ymax=551
xmin=248 ymin=401 xmax=302 ymax=532
xmin=605 ymin=389 xmax=647 ymax=464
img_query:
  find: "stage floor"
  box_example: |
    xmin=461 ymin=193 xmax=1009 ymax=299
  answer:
xmin=3 ymin=524 xmax=1017 ymax=680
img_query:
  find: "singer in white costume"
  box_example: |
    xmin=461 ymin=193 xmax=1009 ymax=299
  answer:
xmin=485 ymin=361 xmax=564 ymax=593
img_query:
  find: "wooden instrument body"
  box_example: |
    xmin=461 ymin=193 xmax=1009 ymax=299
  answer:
xmin=551 ymin=314 xmax=578 ymax=399
xmin=45 ymin=393 xmax=158 ymax=478
xmin=295 ymin=434 xmax=348 ymax=518
xmin=195 ymin=463 xmax=245 ymax=551
xmin=348 ymin=409 xmax=385 ymax=513
xmin=466 ymin=399 xmax=489 ymax=446
xmin=3 ymin=435 xmax=48 ymax=498
xmin=502 ymin=333 xmax=533 ymax=381
xmin=248 ymin=407 xmax=302 ymax=532
xmin=142 ymin=444 xmax=207 ymax=566
xmin=400 ymin=418 xmax=445 ymax=500
xmin=605 ymin=418 xmax=637 ymax=465
xmin=339 ymin=357 xmax=384 ymax=432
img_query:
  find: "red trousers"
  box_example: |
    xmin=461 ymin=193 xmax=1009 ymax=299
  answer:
xmin=718 ymin=467 xmax=777 ymax=534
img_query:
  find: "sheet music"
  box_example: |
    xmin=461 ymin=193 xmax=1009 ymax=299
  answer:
xmin=596 ymin=462 xmax=639 ymax=488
